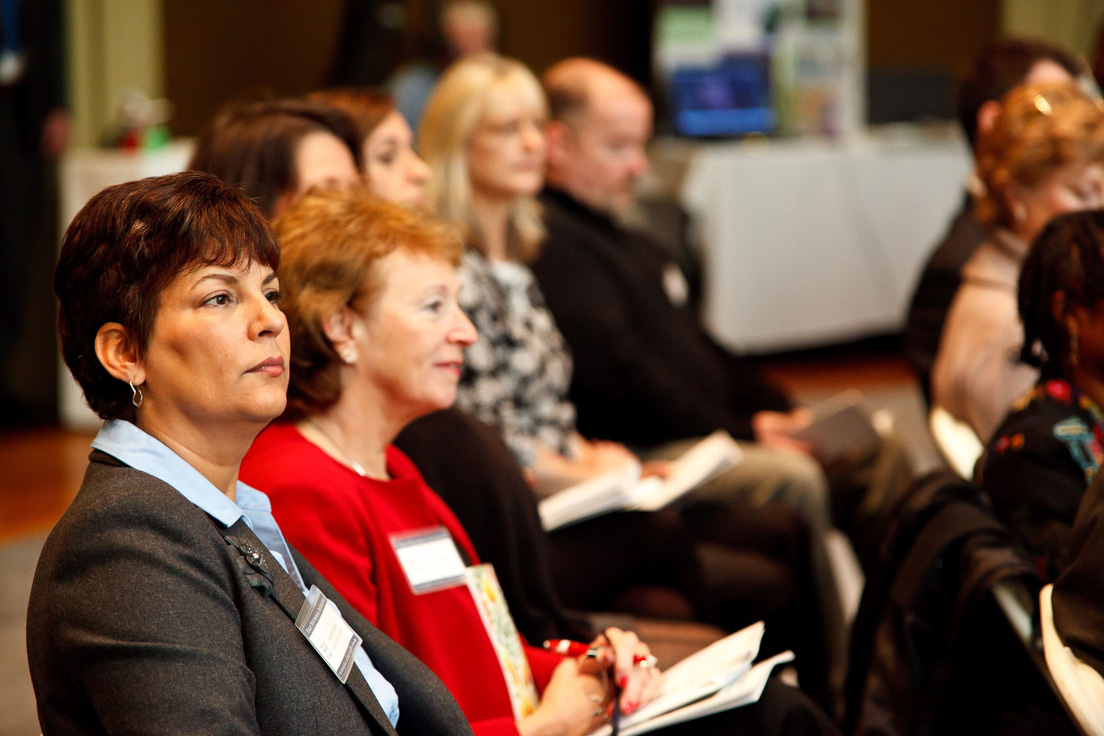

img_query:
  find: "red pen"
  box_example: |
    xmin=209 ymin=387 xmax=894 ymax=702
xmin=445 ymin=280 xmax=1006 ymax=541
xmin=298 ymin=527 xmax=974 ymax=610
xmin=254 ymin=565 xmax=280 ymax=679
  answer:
xmin=542 ymin=639 xmax=658 ymax=667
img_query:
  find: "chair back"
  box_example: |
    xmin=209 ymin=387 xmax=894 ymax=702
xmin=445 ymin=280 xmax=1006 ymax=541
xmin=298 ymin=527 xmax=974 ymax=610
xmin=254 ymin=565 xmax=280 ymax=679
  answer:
xmin=845 ymin=471 xmax=1060 ymax=736
xmin=1041 ymin=584 xmax=1104 ymax=736
xmin=929 ymin=406 xmax=984 ymax=479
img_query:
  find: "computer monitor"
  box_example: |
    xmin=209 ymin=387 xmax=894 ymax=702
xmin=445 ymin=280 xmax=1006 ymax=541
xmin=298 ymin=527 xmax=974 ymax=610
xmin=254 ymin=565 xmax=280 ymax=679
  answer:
xmin=667 ymin=54 xmax=775 ymax=137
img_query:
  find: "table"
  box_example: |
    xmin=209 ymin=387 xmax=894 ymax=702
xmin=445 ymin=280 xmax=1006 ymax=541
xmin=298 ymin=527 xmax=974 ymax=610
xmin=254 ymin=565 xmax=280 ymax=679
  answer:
xmin=651 ymin=128 xmax=972 ymax=354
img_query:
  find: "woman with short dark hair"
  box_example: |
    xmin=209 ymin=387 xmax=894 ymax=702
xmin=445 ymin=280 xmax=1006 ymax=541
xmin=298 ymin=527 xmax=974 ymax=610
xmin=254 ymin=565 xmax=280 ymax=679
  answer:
xmin=979 ymin=208 xmax=1104 ymax=579
xmin=28 ymin=170 xmax=471 ymax=735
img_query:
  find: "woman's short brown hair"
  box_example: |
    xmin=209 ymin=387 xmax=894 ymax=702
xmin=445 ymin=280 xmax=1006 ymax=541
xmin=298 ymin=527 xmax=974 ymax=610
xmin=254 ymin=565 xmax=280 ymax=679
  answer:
xmin=56 ymin=171 xmax=279 ymax=421
xmin=189 ymin=99 xmax=362 ymax=218
xmin=976 ymin=80 xmax=1104 ymax=227
xmin=273 ymin=186 xmax=463 ymax=419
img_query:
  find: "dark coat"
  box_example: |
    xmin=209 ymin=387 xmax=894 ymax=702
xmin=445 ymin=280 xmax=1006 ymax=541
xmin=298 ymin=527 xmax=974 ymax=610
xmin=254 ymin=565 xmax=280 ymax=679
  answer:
xmin=531 ymin=188 xmax=790 ymax=446
xmin=1054 ymin=468 xmax=1104 ymax=677
xmin=903 ymin=194 xmax=990 ymax=402
xmin=27 ymin=451 xmax=473 ymax=736
xmin=978 ymin=379 xmax=1104 ymax=580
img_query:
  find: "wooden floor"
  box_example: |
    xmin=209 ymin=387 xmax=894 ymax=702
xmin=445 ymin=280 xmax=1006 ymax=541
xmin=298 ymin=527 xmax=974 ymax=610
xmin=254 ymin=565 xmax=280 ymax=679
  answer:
xmin=0 ymin=428 xmax=94 ymax=543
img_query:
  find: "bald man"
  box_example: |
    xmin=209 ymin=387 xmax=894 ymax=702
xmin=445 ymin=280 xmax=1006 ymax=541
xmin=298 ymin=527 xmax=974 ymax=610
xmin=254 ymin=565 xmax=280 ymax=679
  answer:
xmin=531 ymin=59 xmax=911 ymax=701
xmin=534 ymin=57 xmax=845 ymax=523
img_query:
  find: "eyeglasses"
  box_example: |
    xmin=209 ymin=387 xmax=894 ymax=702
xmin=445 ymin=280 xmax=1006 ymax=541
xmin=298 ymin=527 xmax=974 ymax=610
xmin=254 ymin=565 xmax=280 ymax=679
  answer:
xmin=1030 ymin=88 xmax=1104 ymax=117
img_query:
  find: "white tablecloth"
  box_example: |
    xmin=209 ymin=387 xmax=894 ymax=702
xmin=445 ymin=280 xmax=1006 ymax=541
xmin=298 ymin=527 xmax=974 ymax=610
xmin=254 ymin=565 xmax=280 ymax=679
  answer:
xmin=58 ymin=142 xmax=193 ymax=428
xmin=660 ymin=130 xmax=971 ymax=353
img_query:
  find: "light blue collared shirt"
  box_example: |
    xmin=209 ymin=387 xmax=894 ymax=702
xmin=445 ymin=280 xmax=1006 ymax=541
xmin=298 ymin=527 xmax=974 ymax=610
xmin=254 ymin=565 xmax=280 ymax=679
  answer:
xmin=91 ymin=420 xmax=400 ymax=727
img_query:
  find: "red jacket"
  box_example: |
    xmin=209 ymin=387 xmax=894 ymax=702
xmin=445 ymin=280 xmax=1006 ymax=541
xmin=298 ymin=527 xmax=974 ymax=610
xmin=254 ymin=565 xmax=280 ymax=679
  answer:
xmin=242 ymin=423 xmax=561 ymax=736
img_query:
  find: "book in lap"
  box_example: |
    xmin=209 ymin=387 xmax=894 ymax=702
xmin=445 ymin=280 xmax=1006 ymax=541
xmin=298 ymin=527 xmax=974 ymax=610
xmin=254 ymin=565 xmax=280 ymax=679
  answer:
xmin=588 ymin=621 xmax=794 ymax=735
xmin=789 ymin=389 xmax=881 ymax=463
xmin=538 ymin=430 xmax=743 ymax=531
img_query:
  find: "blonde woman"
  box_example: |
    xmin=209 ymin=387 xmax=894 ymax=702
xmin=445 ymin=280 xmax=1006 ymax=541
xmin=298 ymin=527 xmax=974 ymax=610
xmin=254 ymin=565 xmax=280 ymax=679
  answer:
xmin=933 ymin=80 xmax=1104 ymax=442
xmin=421 ymin=54 xmax=638 ymax=490
xmin=418 ymin=56 xmax=837 ymax=700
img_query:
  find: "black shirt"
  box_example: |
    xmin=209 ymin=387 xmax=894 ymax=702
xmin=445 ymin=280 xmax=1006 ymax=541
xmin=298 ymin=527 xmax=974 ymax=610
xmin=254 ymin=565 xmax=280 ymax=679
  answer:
xmin=531 ymin=187 xmax=791 ymax=446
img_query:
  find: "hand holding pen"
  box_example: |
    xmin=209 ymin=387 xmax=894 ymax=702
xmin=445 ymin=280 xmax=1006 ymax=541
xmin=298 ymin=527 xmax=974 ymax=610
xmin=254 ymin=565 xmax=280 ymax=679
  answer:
xmin=544 ymin=628 xmax=664 ymax=724
xmin=543 ymin=639 xmax=659 ymax=668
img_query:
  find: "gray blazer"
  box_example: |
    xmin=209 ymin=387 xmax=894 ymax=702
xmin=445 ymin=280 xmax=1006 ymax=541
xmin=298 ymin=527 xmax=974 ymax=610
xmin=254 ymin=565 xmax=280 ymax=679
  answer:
xmin=27 ymin=451 xmax=474 ymax=736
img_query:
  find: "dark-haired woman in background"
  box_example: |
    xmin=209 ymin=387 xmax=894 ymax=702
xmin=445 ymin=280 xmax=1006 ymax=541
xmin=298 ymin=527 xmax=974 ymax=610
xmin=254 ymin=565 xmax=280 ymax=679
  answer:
xmin=979 ymin=209 xmax=1104 ymax=580
xmin=28 ymin=171 xmax=471 ymax=735
xmin=309 ymin=88 xmax=431 ymax=208
xmin=189 ymin=98 xmax=361 ymax=217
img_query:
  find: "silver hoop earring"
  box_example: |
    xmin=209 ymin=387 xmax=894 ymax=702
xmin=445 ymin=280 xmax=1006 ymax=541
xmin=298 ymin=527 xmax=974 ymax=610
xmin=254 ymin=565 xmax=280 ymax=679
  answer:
xmin=1013 ymin=203 xmax=1027 ymax=224
xmin=129 ymin=381 xmax=144 ymax=409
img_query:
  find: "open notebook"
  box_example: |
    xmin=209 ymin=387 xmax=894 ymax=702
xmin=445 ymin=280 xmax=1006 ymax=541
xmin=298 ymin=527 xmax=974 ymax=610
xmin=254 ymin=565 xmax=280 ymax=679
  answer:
xmin=538 ymin=431 xmax=744 ymax=531
xmin=588 ymin=621 xmax=793 ymax=735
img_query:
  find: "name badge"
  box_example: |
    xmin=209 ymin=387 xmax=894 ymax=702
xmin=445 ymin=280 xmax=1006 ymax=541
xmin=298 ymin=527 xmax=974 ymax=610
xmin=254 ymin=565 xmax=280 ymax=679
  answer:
xmin=390 ymin=526 xmax=468 ymax=594
xmin=662 ymin=262 xmax=689 ymax=308
xmin=295 ymin=585 xmax=361 ymax=683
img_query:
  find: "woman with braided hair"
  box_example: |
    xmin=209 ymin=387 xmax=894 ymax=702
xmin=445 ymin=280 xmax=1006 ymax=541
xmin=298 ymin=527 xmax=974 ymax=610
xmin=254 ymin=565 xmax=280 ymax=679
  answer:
xmin=978 ymin=208 xmax=1104 ymax=580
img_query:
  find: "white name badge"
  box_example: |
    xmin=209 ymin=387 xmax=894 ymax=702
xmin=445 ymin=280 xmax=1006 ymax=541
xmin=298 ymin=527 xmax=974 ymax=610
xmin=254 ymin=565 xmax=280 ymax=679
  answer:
xmin=295 ymin=585 xmax=362 ymax=684
xmin=391 ymin=526 xmax=468 ymax=594
xmin=662 ymin=262 xmax=689 ymax=308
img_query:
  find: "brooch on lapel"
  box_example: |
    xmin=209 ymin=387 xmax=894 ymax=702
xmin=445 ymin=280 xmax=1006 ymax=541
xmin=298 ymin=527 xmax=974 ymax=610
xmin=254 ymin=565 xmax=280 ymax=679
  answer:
xmin=225 ymin=535 xmax=275 ymax=596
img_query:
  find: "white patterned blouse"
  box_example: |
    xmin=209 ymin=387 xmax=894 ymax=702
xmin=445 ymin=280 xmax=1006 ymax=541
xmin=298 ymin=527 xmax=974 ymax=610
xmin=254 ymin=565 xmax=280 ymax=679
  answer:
xmin=455 ymin=248 xmax=577 ymax=468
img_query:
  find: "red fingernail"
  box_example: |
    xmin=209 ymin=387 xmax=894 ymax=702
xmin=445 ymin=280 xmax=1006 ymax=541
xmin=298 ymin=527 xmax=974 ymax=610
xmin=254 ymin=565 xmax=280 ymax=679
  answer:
xmin=618 ymin=675 xmax=628 ymax=688
xmin=625 ymin=702 xmax=636 ymax=715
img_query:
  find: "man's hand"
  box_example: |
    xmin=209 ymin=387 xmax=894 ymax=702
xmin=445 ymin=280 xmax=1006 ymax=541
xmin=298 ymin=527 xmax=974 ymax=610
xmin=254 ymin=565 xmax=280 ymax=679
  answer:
xmin=752 ymin=409 xmax=814 ymax=455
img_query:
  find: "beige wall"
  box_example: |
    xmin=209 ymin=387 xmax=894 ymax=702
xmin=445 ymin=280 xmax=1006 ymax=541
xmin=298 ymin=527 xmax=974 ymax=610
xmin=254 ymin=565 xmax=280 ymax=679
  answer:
xmin=1002 ymin=0 xmax=1104 ymax=58
xmin=66 ymin=0 xmax=165 ymax=147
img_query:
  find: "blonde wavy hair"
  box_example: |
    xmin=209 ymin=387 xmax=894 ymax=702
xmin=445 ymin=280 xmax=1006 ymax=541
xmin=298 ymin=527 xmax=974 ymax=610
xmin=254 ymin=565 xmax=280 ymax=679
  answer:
xmin=420 ymin=53 xmax=547 ymax=261
xmin=976 ymin=80 xmax=1104 ymax=227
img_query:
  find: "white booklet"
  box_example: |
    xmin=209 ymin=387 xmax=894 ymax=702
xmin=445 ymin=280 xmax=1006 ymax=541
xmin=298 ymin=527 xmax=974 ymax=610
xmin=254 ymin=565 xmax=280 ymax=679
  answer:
xmin=587 ymin=621 xmax=788 ymax=736
xmin=538 ymin=431 xmax=743 ymax=531
xmin=537 ymin=461 xmax=643 ymax=532
xmin=628 ymin=430 xmax=744 ymax=512
xmin=615 ymin=651 xmax=794 ymax=735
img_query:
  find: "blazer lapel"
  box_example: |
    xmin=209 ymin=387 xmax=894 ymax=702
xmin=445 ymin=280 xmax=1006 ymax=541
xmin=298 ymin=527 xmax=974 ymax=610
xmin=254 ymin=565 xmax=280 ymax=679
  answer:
xmin=224 ymin=520 xmax=398 ymax=736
